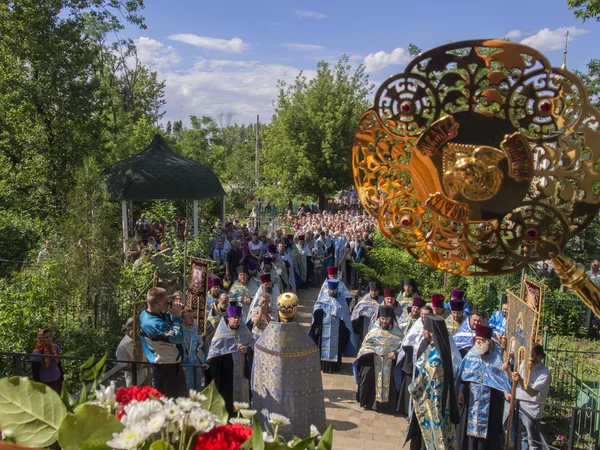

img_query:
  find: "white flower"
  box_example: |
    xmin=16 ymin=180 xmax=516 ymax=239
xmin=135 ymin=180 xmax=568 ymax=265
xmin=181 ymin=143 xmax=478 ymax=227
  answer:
xmin=240 ymin=409 xmax=257 ymax=419
xmin=269 ymin=413 xmax=291 ymax=426
xmin=175 ymin=397 xmax=196 ymax=412
xmin=263 ymin=432 xmax=275 ymax=443
xmin=121 ymin=400 xmax=163 ymax=427
xmin=189 ymin=390 xmax=207 ymax=402
xmin=163 ymin=400 xmax=183 ymax=423
xmin=144 ymin=413 xmax=166 ymax=435
xmin=229 ymin=417 xmax=251 ymax=426
xmin=189 ymin=409 xmax=221 ymax=433
xmin=287 ymin=440 xmax=297 ymax=448
xmin=310 ymin=424 xmax=321 ymax=438
xmin=93 ymin=382 xmax=118 ymax=412
xmin=234 ymin=401 xmax=250 ymax=411
xmin=106 ymin=427 xmax=149 ymax=449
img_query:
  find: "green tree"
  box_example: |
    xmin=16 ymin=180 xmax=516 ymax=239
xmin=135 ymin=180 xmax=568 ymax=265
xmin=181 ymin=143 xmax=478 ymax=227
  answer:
xmin=260 ymin=55 xmax=373 ymax=208
xmin=575 ymin=59 xmax=600 ymax=110
xmin=408 ymin=43 xmax=422 ymax=56
xmin=567 ymin=0 xmax=600 ymax=21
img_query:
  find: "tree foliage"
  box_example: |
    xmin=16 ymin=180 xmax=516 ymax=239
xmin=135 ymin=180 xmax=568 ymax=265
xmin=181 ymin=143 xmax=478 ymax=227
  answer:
xmin=575 ymin=59 xmax=600 ymax=110
xmin=567 ymin=0 xmax=600 ymax=21
xmin=260 ymin=55 xmax=373 ymax=208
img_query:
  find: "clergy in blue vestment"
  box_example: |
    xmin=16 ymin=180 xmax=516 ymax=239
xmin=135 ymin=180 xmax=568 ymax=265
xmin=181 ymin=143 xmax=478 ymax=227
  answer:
xmin=354 ymin=305 xmax=403 ymax=413
xmin=318 ymin=266 xmax=352 ymax=306
xmin=397 ymin=297 xmax=427 ymax=337
xmin=455 ymin=325 xmax=512 ymax=450
xmin=432 ymin=294 xmax=450 ymax=319
xmin=351 ymin=281 xmax=382 ymax=344
xmin=252 ymin=293 xmax=326 ymax=438
xmin=205 ymin=306 xmax=254 ymax=417
xmin=382 ymin=288 xmax=405 ymax=323
xmin=488 ymin=302 xmax=508 ymax=343
xmin=248 ymin=273 xmax=280 ymax=321
xmin=445 ymin=297 xmax=468 ymax=336
xmin=308 ymin=279 xmax=354 ymax=373
xmin=406 ymin=314 xmax=460 ymax=450
xmin=453 ymin=309 xmax=486 ymax=357
xmin=181 ymin=309 xmax=205 ymax=392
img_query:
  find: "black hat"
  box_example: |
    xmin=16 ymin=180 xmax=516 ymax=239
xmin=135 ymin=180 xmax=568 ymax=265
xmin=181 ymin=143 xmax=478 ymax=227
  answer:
xmin=378 ymin=305 xmax=394 ymax=318
xmin=368 ymin=281 xmax=378 ymax=292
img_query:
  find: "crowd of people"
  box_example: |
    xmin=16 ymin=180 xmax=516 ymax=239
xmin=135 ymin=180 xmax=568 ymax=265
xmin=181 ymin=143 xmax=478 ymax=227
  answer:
xmin=345 ymin=280 xmax=552 ymax=450
xmin=30 ymin=191 xmax=561 ymax=448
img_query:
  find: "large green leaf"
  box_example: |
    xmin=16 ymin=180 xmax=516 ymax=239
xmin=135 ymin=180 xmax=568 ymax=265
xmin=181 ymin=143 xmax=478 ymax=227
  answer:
xmin=199 ymin=381 xmax=228 ymax=424
xmin=0 ymin=377 xmax=67 ymax=447
xmin=149 ymin=440 xmax=175 ymax=450
xmin=58 ymin=404 xmax=123 ymax=450
xmin=317 ymin=424 xmax=334 ymax=450
xmin=251 ymin=416 xmax=265 ymax=450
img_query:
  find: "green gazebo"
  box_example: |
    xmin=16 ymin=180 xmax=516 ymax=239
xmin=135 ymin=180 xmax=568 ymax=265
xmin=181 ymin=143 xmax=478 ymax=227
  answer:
xmin=104 ymin=134 xmax=225 ymax=257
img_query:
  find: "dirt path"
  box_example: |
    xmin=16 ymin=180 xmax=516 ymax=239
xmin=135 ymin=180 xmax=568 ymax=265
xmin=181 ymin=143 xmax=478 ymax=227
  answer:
xmin=296 ymin=287 xmax=409 ymax=450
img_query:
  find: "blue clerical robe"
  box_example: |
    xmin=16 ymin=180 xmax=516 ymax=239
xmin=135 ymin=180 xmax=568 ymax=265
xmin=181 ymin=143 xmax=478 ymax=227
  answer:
xmin=455 ymin=347 xmax=511 ymax=439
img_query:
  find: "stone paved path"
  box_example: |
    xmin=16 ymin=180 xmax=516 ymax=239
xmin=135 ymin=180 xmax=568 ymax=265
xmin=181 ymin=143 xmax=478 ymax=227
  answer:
xmin=296 ymin=287 xmax=409 ymax=450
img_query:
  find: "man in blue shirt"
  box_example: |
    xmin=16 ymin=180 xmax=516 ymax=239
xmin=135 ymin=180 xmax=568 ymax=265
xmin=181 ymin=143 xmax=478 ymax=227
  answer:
xmin=488 ymin=301 xmax=508 ymax=343
xmin=140 ymin=287 xmax=187 ymax=398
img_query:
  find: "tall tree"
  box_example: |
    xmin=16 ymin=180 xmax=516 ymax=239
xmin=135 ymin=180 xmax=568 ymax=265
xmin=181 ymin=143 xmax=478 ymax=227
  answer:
xmin=260 ymin=55 xmax=373 ymax=208
xmin=575 ymin=59 xmax=600 ymax=110
xmin=567 ymin=0 xmax=600 ymax=21
xmin=0 ymin=0 xmax=146 ymax=217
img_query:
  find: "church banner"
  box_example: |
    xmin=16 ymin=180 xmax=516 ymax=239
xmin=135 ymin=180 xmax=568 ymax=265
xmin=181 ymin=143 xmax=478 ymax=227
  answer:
xmin=187 ymin=258 xmax=208 ymax=336
xmin=524 ymin=276 xmax=542 ymax=345
xmin=505 ymin=290 xmax=539 ymax=385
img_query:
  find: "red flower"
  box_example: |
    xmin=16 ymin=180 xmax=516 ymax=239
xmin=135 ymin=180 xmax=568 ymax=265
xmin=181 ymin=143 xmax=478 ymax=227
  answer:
xmin=115 ymin=386 xmax=165 ymax=419
xmin=194 ymin=424 xmax=252 ymax=450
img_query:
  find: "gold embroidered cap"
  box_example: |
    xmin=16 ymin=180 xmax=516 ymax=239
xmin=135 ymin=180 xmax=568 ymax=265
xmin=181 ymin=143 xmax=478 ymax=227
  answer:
xmin=277 ymin=292 xmax=298 ymax=321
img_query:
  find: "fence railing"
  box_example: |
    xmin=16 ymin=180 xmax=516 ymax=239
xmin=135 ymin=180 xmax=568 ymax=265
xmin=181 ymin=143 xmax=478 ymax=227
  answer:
xmin=540 ymin=337 xmax=600 ymax=447
xmin=0 ymin=351 xmax=206 ymax=394
xmin=510 ymin=398 xmax=600 ymax=450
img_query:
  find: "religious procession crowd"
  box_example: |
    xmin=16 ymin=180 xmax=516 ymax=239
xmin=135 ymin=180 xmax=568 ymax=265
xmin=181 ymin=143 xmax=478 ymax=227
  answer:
xmin=29 ymin=205 xmax=553 ymax=449
xmin=347 ymin=279 xmax=552 ymax=450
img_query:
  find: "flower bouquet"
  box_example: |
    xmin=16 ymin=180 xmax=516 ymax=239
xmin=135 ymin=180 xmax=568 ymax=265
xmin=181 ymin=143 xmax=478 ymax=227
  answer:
xmin=0 ymin=377 xmax=333 ymax=450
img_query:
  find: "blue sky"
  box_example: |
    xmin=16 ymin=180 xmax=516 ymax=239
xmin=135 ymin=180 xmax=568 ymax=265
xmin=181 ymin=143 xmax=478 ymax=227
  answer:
xmin=122 ymin=0 xmax=599 ymax=125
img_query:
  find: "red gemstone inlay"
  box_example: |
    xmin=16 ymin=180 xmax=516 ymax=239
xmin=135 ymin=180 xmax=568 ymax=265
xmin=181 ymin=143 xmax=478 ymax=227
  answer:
xmin=401 ymin=218 xmax=411 ymax=226
xmin=401 ymin=102 xmax=412 ymax=113
xmin=447 ymin=131 xmax=455 ymax=138
xmin=539 ymin=100 xmax=551 ymax=112
xmin=526 ymin=228 xmax=538 ymax=239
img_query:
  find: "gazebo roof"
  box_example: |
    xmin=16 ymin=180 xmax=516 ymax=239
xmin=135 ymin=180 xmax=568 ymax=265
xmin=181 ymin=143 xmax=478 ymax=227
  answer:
xmin=103 ymin=134 xmax=225 ymax=201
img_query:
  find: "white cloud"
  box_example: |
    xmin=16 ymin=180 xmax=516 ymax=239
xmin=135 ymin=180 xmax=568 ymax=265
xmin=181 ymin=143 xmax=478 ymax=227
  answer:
xmin=506 ymin=30 xmax=525 ymax=39
xmin=134 ymin=37 xmax=181 ymax=69
xmin=169 ymin=34 xmax=248 ymax=53
xmin=363 ymin=47 xmax=411 ymax=72
xmin=281 ymin=43 xmax=325 ymax=51
xmin=294 ymin=9 xmax=327 ymax=20
xmin=160 ymin=61 xmax=317 ymax=125
xmin=520 ymin=26 xmax=588 ymax=51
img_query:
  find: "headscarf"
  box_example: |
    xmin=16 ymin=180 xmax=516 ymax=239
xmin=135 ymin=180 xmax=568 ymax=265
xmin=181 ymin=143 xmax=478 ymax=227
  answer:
xmin=423 ymin=315 xmax=460 ymax=424
xmin=34 ymin=329 xmax=58 ymax=367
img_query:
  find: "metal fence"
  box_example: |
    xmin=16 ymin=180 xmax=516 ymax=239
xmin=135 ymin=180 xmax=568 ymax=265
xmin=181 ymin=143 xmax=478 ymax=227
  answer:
xmin=540 ymin=336 xmax=600 ymax=448
xmin=0 ymin=351 xmax=205 ymax=394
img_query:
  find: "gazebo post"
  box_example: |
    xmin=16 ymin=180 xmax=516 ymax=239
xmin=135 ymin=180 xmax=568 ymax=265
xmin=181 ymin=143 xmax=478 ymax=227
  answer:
xmin=193 ymin=199 xmax=199 ymax=237
xmin=121 ymin=200 xmax=128 ymax=262
xmin=221 ymin=196 xmax=226 ymax=226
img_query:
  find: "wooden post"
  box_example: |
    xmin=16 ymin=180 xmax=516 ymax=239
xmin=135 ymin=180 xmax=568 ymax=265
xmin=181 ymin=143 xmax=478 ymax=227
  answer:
xmin=193 ymin=199 xmax=199 ymax=237
xmin=121 ymin=200 xmax=128 ymax=262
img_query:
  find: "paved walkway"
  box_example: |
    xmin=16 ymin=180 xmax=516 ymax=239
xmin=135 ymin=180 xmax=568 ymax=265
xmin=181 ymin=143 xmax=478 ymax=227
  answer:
xmin=296 ymin=287 xmax=409 ymax=450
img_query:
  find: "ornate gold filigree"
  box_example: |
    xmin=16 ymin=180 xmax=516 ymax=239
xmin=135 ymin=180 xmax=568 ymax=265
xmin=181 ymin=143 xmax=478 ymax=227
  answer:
xmin=353 ymin=39 xmax=600 ymax=277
